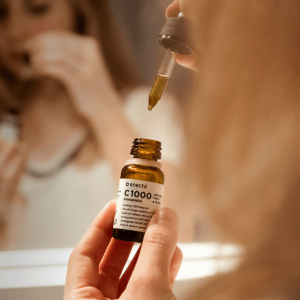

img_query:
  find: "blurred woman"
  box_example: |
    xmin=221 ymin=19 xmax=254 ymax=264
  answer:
xmin=64 ymin=0 xmax=300 ymax=299
xmin=0 ymin=0 xmax=185 ymax=249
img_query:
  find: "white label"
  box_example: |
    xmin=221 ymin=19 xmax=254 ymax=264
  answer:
xmin=113 ymin=179 xmax=164 ymax=233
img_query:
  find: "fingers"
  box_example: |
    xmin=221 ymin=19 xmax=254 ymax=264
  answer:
xmin=176 ymin=53 xmax=198 ymax=71
xmin=97 ymin=238 xmax=134 ymax=299
xmin=0 ymin=141 xmax=18 ymax=170
xmin=130 ymin=208 xmax=179 ymax=289
xmin=23 ymin=31 xmax=104 ymax=96
xmin=25 ymin=31 xmax=86 ymax=57
xmin=65 ymin=200 xmax=116 ymax=293
xmin=169 ymin=246 xmax=183 ymax=289
xmin=166 ymin=1 xmax=181 ymax=18
xmin=0 ymin=141 xmax=27 ymax=204
xmin=1 ymin=150 xmax=26 ymax=201
xmin=27 ymin=44 xmax=84 ymax=85
xmin=33 ymin=50 xmax=83 ymax=73
xmin=118 ymin=245 xmax=182 ymax=296
xmin=25 ymin=30 xmax=100 ymax=75
xmin=118 ymin=245 xmax=141 ymax=297
xmin=29 ymin=58 xmax=78 ymax=87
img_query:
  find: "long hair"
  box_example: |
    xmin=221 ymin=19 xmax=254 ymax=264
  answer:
xmin=0 ymin=0 xmax=140 ymax=114
xmin=184 ymin=0 xmax=300 ymax=298
xmin=70 ymin=0 xmax=140 ymax=89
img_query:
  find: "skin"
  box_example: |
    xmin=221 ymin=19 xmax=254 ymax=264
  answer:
xmin=0 ymin=140 xmax=27 ymax=249
xmin=64 ymin=201 xmax=182 ymax=300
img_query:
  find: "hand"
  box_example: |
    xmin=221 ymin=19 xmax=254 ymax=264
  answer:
xmin=25 ymin=30 xmax=120 ymax=119
xmin=166 ymin=1 xmax=198 ymax=72
xmin=24 ymin=30 xmax=137 ymax=181
xmin=64 ymin=200 xmax=182 ymax=300
xmin=0 ymin=140 xmax=27 ymax=248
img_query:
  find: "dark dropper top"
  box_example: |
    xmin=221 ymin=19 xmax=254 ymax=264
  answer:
xmin=158 ymin=12 xmax=193 ymax=55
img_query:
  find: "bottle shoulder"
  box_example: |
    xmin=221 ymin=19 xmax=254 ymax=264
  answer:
xmin=120 ymin=164 xmax=164 ymax=184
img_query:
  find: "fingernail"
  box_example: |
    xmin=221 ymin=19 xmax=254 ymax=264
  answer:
xmin=151 ymin=207 xmax=178 ymax=228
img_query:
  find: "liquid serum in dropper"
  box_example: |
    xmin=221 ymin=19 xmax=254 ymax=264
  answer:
xmin=148 ymin=50 xmax=177 ymax=111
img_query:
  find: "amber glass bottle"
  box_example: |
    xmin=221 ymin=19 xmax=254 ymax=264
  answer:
xmin=113 ymin=138 xmax=164 ymax=243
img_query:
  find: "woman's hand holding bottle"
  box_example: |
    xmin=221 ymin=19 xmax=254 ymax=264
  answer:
xmin=64 ymin=200 xmax=182 ymax=300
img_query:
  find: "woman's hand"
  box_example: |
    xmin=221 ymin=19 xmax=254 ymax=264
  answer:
xmin=166 ymin=0 xmax=197 ymax=72
xmin=24 ymin=30 xmax=137 ymax=179
xmin=25 ymin=30 xmax=120 ymax=119
xmin=0 ymin=140 xmax=27 ymax=248
xmin=64 ymin=200 xmax=182 ymax=300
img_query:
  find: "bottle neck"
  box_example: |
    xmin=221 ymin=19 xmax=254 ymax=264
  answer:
xmin=130 ymin=138 xmax=162 ymax=161
xmin=125 ymin=158 xmax=162 ymax=169
xmin=131 ymin=154 xmax=159 ymax=161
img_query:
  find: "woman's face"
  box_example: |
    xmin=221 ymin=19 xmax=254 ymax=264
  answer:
xmin=0 ymin=0 xmax=75 ymax=75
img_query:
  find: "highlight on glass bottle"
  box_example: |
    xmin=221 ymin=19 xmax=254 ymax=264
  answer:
xmin=113 ymin=138 xmax=164 ymax=243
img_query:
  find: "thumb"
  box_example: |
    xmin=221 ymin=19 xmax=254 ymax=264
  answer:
xmin=129 ymin=207 xmax=179 ymax=289
xmin=166 ymin=1 xmax=180 ymax=18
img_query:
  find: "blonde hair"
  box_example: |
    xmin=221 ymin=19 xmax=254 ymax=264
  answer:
xmin=184 ymin=0 xmax=300 ymax=298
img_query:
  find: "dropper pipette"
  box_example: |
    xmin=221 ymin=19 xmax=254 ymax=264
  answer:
xmin=148 ymin=50 xmax=177 ymax=111
xmin=148 ymin=13 xmax=193 ymax=111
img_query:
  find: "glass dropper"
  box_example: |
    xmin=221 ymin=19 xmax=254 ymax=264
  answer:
xmin=148 ymin=50 xmax=177 ymax=111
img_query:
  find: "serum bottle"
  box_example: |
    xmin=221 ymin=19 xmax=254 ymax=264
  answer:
xmin=113 ymin=138 xmax=164 ymax=243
